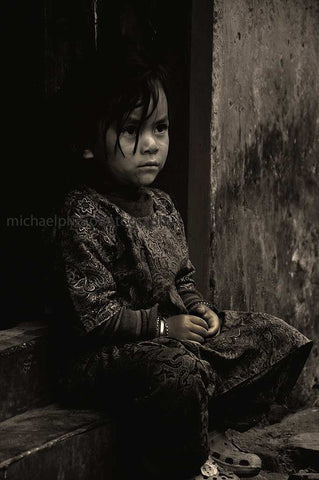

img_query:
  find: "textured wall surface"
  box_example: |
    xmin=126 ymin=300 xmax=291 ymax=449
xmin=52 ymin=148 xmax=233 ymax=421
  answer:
xmin=210 ymin=0 xmax=319 ymax=404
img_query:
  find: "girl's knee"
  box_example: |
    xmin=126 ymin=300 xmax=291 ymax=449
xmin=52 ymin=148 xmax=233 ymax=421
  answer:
xmin=150 ymin=350 xmax=207 ymax=401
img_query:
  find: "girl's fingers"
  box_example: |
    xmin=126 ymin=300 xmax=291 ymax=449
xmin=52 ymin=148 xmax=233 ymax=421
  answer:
xmin=188 ymin=332 xmax=205 ymax=343
xmin=190 ymin=324 xmax=209 ymax=338
xmin=207 ymin=327 xmax=219 ymax=336
xmin=188 ymin=340 xmax=202 ymax=346
xmin=206 ymin=313 xmax=221 ymax=335
xmin=189 ymin=315 xmax=209 ymax=330
xmin=207 ymin=322 xmax=221 ymax=336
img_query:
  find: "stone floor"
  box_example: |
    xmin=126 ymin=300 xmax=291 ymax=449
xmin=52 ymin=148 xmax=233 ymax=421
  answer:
xmin=222 ymin=407 xmax=319 ymax=479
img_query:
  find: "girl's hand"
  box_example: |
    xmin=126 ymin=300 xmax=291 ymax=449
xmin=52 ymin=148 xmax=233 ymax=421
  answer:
xmin=189 ymin=304 xmax=221 ymax=338
xmin=166 ymin=314 xmax=209 ymax=343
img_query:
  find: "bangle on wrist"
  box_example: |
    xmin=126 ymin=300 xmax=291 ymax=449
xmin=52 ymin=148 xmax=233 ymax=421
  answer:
xmin=156 ymin=316 xmax=161 ymax=337
xmin=157 ymin=314 xmax=169 ymax=337
xmin=159 ymin=319 xmax=165 ymax=336
xmin=163 ymin=317 xmax=169 ymax=337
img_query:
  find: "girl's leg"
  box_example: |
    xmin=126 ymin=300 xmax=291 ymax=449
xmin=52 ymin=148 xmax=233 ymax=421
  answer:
xmin=199 ymin=310 xmax=312 ymax=431
xmin=195 ymin=311 xmax=312 ymax=478
xmin=103 ymin=338 xmax=215 ymax=480
xmin=208 ymin=340 xmax=313 ymax=432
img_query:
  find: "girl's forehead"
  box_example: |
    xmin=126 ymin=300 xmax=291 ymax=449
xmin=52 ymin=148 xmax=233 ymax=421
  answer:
xmin=128 ymin=87 xmax=168 ymax=121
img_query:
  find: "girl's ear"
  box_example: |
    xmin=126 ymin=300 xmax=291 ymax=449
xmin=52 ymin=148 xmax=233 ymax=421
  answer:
xmin=82 ymin=149 xmax=94 ymax=159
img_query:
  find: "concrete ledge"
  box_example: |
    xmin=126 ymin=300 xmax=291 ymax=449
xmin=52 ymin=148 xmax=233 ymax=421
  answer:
xmin=0 ymin=322 xmax=51 ymax=421
xmin=0 ymin=404 xmax=114 ymax=480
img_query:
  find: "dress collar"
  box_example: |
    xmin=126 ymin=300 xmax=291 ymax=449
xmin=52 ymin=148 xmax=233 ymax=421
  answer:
xmin=88 ymin=172 xmax=154 ymax=217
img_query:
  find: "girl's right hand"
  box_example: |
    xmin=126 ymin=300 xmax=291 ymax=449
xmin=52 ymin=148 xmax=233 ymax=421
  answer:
xmin=166 ymin=314 xmax=209 ymax=343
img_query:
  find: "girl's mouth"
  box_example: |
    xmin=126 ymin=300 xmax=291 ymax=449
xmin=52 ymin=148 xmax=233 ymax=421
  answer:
xmin=139 ymin=163 xmax=159 ymax=169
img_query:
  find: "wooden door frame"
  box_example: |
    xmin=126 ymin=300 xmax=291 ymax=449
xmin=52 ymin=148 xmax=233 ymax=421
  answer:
xmin=187 ymin=0 xmax=213 ymax=299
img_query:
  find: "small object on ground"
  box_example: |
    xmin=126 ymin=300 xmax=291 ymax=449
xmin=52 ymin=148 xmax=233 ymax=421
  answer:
xmin=194 ymin=471 xmax=240 ymax=480
xmin=193 ymin=455 xmax=240 ymax=480
xmin=209 ymin=431 xmax=262 ymax=477
xmin=207 ymin=473 xmax=240 ymax=480
xmin=200 ymin=455 xmax=219 ymax=476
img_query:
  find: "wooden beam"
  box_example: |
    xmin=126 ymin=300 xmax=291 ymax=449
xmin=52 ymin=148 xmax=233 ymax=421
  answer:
xmin=187 ymin=0 xmax=213 ymax=299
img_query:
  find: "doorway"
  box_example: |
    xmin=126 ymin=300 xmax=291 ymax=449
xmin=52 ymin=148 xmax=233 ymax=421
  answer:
xmin=3 ymin=0 xmax=213 ymax=327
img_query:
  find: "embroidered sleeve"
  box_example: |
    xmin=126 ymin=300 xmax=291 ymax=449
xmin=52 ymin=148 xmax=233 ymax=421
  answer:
xmin=58 ymin=193 xmax=159 ymax=342
xmin=164 ymin=194 xmax=219 ymax=314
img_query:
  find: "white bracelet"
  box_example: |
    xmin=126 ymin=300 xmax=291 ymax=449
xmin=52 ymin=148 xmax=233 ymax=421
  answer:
xmin=159 ymin=319 xmax=165 ymax=336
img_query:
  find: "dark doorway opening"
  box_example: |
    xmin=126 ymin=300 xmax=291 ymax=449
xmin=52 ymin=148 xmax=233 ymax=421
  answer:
xmin=3 ymin=0 xmax=213 ymax=328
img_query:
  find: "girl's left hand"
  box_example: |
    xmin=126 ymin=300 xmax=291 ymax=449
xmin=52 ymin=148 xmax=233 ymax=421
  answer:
xmin=190 ymin=304 xmax=221 ymax=338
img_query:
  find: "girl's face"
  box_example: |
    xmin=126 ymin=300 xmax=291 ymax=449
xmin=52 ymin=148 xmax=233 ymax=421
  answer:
xmin=103 ymin=85 xmax=169 ymax=188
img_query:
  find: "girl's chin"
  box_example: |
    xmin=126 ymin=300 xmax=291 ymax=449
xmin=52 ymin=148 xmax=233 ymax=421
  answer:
xmin=137 ymin=172 xmax=159 ymax=185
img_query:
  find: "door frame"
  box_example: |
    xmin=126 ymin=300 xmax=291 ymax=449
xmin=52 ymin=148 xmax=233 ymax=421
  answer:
xmin=187 ymin=0 xmax=213 ymax=299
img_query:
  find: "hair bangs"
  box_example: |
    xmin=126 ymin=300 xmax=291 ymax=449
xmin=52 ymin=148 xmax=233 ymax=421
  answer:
xmin=113 ymin=75 xmax=164 ymax=156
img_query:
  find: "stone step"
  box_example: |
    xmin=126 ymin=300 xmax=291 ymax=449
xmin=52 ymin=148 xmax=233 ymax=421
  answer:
xmin=0 ymin=404 xmax=115 ymax=480
xmin=0 ymin=322 xmax=51 ymax=422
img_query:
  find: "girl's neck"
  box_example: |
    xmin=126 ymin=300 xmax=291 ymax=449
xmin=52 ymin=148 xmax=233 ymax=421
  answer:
xmin=99 ymin=178 xmax=153 ymax=217
xmin=84 ymin=162 xmax=154 ymax=217
xmin=102 ymin=178 xmax=145 ymax=200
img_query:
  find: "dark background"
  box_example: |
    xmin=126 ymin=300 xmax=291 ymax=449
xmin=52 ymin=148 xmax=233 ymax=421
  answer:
xmin=3 ymin=0 xmax=192 ymax=328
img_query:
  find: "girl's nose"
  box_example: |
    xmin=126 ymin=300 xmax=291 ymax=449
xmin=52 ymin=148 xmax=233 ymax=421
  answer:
xmin=140 ymin=133 xmax=159 ymax=154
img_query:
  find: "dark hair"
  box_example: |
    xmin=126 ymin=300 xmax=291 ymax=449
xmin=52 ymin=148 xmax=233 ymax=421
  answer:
xmin=62 ymin=52 xmax=169 ymax=158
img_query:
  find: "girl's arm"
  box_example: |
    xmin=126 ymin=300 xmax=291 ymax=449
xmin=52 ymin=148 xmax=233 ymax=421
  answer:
xmin=174 ymin=239 xmax=222 ymax=336
xmin=175 ymin=258 xmax=219 ymax=315
xmin=57 ymin=197 xmax=161 ymax=344
xmin=170 ymin=201 xmax=219 ymax=316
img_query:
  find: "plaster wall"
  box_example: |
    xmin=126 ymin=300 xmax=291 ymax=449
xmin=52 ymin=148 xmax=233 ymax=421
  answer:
xmin=210 ymin=0 xmax=319 ymax=403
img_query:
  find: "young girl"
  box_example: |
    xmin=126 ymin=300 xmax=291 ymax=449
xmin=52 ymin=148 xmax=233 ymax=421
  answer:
xmin=52 ymin=56 xmax=312 ymax=480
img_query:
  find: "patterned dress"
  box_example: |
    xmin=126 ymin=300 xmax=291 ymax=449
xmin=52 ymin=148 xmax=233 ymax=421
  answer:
xmin=52 ymin=182 xmax=312 ymax=480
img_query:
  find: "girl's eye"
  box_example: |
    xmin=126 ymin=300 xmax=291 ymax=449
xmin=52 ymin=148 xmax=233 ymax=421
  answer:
xmin=155 ymin=123 xmax=169 ymax=134
xmin=121 ymin=125 xmax=137 ymax=136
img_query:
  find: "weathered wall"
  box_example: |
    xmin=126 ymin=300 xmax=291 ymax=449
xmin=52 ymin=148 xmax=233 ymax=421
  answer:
xmin=210 ymin=0 xmax=319 ymax=404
